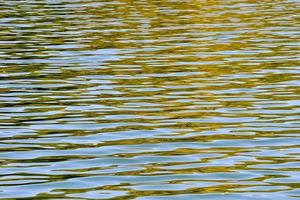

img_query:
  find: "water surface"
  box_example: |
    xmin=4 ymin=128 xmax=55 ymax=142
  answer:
xmin=0 ymin=0 xmax=300 ymax=199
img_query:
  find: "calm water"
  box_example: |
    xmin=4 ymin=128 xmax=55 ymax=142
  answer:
xmin=0 ymin=0 xmax=300 ymax=199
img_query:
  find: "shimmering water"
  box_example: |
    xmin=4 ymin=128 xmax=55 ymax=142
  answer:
xmin=0 ymin=0 xmax=300 ymax=199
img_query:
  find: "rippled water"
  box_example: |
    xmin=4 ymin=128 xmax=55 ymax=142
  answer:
xmin=0 ymin=0 xmax=300 ymax=199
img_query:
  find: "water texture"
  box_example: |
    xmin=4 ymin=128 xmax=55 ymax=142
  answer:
xmin=0 ymin=0 xmax=299 ymax=199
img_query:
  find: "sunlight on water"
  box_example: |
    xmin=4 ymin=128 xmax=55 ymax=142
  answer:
xmin=0 ymin=0 xmax=299 ymax=199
